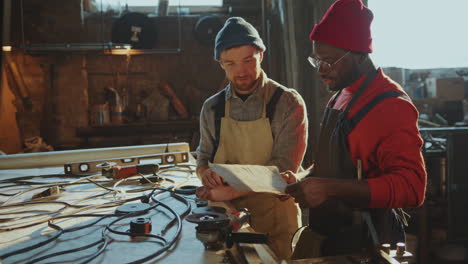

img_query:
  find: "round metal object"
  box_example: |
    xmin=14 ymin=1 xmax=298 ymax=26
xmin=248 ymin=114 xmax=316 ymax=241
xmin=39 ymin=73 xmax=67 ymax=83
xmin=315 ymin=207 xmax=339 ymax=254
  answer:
xmin=192 ymin=206 xmax=227 ymax=215
xmin=381 ymin=243 xmax=391 ymax=254
xmin=396 ymin=242 xmax=406 ymax=256
xmin=185 ymin=212 xmax=229 ymax=224
xmin=195 ymin=200 xmax=208 ymax=208
xmin=115 ymin=203 xmax=151 ymax=214
xmin=111 ymin=12 xmax=157 ymax=49
xmin=174 ymin=185 xmax=197 ymax=195
xmin=79 ymin=163 xmax=89 ymax=172
xmin=193 ymin=15 xmax=223 ymax=45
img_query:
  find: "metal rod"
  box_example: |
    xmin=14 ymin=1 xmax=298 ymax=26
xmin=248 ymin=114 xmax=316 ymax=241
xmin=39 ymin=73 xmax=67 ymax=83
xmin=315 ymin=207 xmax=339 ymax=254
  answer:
xmin=20 ymin=0 xmax=25 ymax=47
xmin=0 ymin=143 xmax=189 ymax=169
xmin=177 ymin=0 xmax=182 ymax=52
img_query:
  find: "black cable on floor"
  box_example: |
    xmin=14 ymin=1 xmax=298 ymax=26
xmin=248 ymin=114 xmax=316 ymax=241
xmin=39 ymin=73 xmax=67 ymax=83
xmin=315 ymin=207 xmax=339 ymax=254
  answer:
xmin=25 ymin=238 xmax=105 ymax=264
xmin=0 ymin=174 xmax=191 ymax=263
xmin=76 ymin=228 xmax=110 ymax=264
xmin=0 ymin=223 xmax=64 ymax=259
xmin=23 ymin=213 xmax=124 ymax=264
xmin=0 ymin=197 xmax=149 ymax=260
xmin=79 ymin=189 xmax=188 ymax=264
xmin=106 ymin=212 xmax=167 ymax=245
xmin=127 ymin=198 xmax=183 ymax=264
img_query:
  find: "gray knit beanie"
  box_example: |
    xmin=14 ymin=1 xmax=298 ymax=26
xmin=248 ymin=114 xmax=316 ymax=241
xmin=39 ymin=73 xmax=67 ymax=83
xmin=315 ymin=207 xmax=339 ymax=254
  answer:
xmin=214 ymin=17 xmax=266 ymax=61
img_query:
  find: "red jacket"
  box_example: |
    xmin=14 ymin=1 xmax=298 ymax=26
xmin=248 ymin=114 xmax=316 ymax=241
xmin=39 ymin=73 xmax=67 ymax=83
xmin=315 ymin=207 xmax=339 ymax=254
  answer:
xmin=332 ymin=68 xmax=426 ymax=208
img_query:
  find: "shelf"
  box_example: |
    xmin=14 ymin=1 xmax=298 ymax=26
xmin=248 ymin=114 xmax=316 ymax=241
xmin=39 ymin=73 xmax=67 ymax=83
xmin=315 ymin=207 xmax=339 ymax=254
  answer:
xmin=77 ymin=120 xmax=199 ymax=137
xmin=4 ymin=43 xmax=182 ymax=55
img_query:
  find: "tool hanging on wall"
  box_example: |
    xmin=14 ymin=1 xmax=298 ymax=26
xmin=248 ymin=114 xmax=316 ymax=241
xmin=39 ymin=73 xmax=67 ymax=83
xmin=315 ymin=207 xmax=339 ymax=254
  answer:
xmin=4 ymin=56 xmax=33 ymax=111
xmin=159 ymin=83 xmax=189 ymax=119
xmin=111 ymin=12 xmax=158 ymax=49
xmin=193 ymin=15 xmax=223 ymax=45
xmin=104 ymin=86 xmax=124 ymax=124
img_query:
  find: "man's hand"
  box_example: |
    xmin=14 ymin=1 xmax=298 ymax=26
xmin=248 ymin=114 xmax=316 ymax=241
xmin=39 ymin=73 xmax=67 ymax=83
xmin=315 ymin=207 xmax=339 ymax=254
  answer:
xmin=280 ymin=170 xmax=298 ymax=184
xmin=195 ymin=186 xmax=212 ymax=200
xmin=285 ymin=177 xmax=331 ymax=208
xmin=200 ymin=168 xmax=225 ymax=188
xmin=196 ymin=186 xmax=249 ymax=201
xmin=276 ymin=170 xmax=297 ymax=201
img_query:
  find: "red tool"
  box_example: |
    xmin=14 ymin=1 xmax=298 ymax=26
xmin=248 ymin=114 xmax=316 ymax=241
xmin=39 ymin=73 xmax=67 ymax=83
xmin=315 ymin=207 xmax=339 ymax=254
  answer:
xmin=230 ymin=208 xmax=250 ymax=232
xmin=159 ymin=83 xmax=189 ymax=119
xmin=102 ymin=163 xmax=159 ymax=179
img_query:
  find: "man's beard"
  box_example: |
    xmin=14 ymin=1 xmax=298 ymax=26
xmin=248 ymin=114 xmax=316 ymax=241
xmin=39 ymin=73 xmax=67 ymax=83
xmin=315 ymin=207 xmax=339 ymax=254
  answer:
xmin=231 ymin=75 xmax=260 ymax=93
xmin=327 ymin=63 xmax=362 ymax=92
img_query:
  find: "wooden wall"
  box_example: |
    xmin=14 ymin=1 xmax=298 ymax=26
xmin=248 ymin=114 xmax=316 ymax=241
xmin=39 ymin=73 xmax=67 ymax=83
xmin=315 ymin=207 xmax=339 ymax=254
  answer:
xmin=0 ymin=0 xmax=262 ymax=152
xmin=0 ymin=0 xmax=350 ymax=163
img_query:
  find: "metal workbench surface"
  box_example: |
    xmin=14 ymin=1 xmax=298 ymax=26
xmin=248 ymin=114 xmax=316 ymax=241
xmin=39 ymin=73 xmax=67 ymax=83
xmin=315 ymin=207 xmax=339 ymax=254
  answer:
xmin=0 ymin=157 xmax=262 ymax=264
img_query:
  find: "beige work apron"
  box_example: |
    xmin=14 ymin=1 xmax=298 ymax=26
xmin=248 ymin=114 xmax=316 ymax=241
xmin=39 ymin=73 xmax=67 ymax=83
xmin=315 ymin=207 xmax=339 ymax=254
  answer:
xmin=213 ymin=88 xmax=301 ymax=260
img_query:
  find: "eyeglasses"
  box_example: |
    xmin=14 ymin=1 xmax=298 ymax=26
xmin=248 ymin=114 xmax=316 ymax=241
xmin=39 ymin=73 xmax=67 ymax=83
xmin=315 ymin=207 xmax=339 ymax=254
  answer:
xmin=308 ymin=51 xmax=350 ymax=72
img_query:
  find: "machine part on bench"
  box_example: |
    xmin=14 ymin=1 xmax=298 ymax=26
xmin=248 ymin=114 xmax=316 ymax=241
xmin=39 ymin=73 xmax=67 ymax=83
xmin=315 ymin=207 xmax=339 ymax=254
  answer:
xmin=115 ymin=203 xmax=151 ymax=214
xmin=130 ymin=217 xmax=152 ymax=234
xmin=192 ymin=206 xmax=227 ymax=215
xmin=174 ymin=185 xmax=198 ymax=195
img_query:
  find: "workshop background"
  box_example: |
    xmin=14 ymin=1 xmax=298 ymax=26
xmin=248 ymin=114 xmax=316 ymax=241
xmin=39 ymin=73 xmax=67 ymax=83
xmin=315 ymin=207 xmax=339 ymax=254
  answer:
xmin=0 ymin=0 xmax=468 ymax=263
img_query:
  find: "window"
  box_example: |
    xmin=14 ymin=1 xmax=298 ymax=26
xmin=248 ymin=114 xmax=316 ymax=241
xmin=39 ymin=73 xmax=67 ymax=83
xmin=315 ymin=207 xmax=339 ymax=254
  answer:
xmin=121 ymin=0 xmax=222 ymax=6
xmin=95 ymin=0 xmax=223 ymax=13
xmin=169 ymin=0 xmax=222 ymax=5
xmin=369 ymin=0 xmax=468 ymax=69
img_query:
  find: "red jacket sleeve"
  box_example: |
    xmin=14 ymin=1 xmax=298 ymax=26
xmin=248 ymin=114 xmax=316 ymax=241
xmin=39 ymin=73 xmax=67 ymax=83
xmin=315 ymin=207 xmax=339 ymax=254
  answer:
xmin=356 ymin=98 xmax=427 ymax=208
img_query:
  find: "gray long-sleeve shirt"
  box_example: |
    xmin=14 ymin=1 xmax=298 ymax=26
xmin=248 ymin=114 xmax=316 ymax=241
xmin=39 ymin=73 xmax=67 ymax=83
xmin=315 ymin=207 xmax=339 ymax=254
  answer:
xmin=196 ymin=72 xmax=308 ymax=173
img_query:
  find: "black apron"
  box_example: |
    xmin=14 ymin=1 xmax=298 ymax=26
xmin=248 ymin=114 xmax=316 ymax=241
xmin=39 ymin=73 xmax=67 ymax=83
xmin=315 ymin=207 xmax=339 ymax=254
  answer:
xmin=309 ymin=69 xmax=406 ymax=256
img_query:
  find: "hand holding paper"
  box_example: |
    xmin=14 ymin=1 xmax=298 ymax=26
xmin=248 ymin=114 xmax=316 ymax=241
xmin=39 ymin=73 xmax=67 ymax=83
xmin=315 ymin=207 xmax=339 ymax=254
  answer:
xmin=209 ymin=163 xmax=287 ymax=194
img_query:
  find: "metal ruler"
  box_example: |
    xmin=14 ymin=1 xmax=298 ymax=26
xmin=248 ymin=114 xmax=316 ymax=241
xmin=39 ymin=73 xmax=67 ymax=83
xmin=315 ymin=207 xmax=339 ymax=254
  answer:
xmin=64 ymin=151 xmax=190 ymax=175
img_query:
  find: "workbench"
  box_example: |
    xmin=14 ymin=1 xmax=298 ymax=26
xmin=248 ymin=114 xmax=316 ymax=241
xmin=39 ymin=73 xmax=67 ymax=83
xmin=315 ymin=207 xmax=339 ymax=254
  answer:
xmin=0 ymin=143 xmax=413 ymax=264
xmin=0 ymin=143 xmax=277 ymax=264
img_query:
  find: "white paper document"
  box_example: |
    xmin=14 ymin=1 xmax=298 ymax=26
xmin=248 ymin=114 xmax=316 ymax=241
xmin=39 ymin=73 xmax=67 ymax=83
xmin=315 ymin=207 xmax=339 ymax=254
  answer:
xmin=209 ymin=163 xmax=287 ymax=194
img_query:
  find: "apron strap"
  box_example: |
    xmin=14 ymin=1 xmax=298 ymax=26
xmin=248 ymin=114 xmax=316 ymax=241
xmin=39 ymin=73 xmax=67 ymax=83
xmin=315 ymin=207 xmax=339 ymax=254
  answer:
xmin=266 ymin=87 xmax=284 ymax=120
xmin=210 ymin=86 xmax=283 ymax=162
xmin=210 ymin=90 xmax=226 ymax=162
xmin=320 ymin=90 xmax=343 ymax=128
xmin=342 ymin=69 xmax=379 ymax=114
xmin=361 ymin=211 xmax=380 ymax=247
xmin=261 ymin=84 xmax=269 ymax=118
xmin=342 ymin=90 xmax=407 ymax=135
xmin=225 ymin=96 xmax=232 ymax=119
xmin=328 ymin=69 xmax=379 ymax=164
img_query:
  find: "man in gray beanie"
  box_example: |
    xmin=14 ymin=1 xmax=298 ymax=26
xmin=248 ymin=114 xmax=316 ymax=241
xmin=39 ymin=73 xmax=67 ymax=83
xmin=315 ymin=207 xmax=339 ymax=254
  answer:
xmin=213 ymin=17 xmax=266 ymax=61
xmin=196 ymin=17 xmax=308 ymax=259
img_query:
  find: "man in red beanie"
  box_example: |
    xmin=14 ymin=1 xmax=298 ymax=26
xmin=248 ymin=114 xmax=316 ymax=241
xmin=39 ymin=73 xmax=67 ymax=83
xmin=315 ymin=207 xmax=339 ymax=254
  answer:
xmin=284 ymin=0 xmax=427 ymax=258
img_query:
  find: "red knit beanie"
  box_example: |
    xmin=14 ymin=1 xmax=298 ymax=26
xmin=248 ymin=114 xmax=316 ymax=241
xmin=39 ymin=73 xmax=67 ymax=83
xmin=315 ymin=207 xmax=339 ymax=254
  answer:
xmin=309 ymin=0 xmax=374 ymax=53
